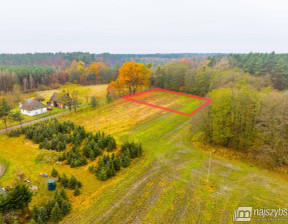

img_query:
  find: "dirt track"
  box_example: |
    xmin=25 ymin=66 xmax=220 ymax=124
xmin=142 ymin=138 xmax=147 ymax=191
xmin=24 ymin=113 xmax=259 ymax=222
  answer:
xmin=0 ymin=112 xmax=68 ymax=134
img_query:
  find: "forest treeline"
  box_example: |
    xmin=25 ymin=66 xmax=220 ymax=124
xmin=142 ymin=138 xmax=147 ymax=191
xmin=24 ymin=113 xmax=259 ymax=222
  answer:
xmin=0 ymin=61 xmax=117 ymax=93
xmin=0 ymin=52 xmax=220 ymax=66
xmin=108 ymin=57 xmax=272 ymax=97
xmin=150 ymin=52 xmax=288 ymax=94
xmin=0 ymin=52 xmax=215 ymax=93
xmin=209 ymin=52 xmax=288 ymax=90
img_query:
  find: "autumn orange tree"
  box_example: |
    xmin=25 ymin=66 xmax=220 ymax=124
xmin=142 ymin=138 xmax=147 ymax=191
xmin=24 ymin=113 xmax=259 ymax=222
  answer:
xmin=108 ymin=62 xmax=151 ymax=95
xmin=88 ymin=62 xmax=101 ymax=83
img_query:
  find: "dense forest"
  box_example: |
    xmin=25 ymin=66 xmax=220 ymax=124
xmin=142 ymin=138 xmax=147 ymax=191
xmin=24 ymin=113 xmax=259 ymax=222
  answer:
xmin=209 ymin=52 xmax=288 ymax=90
xmin=0 ymin=52 xmax=221 ymax=66
xmin=0 ymin=61 xmax=117 ymax=93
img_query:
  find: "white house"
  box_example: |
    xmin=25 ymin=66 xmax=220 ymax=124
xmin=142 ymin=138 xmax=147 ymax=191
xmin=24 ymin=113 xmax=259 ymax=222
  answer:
xmin=20 ymin=99 xmax=47 ymax=116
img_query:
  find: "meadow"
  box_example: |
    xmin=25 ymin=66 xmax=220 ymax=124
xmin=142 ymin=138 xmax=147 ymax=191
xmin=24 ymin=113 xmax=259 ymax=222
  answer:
xmin=29 ymin=84 xmax=108 ymax=102
xmin=1 ymin=89 xmax=288 ymax=223
xmin=128 ymin=90 xmax=203 ymax=114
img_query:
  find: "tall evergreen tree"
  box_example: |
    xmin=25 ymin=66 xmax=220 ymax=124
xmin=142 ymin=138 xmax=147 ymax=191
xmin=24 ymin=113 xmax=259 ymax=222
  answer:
xmin=50 ymin=203 xmax=62 ymax=222
xmin=10 ymin=111 xmax=24 ymax=128
xmin=0 ymin=98 xmax=12 ymax=132
xmin=51 ymin=168 xmax=59 ymax=177
xmin=91 ymin=96 xmax=97 ymax=108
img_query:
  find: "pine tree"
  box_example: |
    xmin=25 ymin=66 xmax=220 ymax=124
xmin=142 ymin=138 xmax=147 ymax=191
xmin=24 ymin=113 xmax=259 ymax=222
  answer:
xmin=97 ymin=139 xmax=104 ymax=149
xmin=89 ymin=149 xmax=96 ymax=161
xmin=89 ymin=164 xmax=96 ymax=173
xmin=112 ymin=156 xmax=121 ymax=171
xmin=107 ymin=140 xmax=116 ymax=152
xmin=60 ymin=173 xmax=69 ymax=188
xmin=50 ymin=203 xmax=62 ymax=222
xmin=11 ymin=111 xmax=24 ymax=128
xmin=38 ymin=206 xmax=48 ymax=223
xmin=73 ymin=186 xmax=81 ymax=196
xmin=60 ymin=187 xmax=68 ymax=200
xmin=93 ymin=145 xmax=103 ymax=157
xmin=91 ymin=96 xmax=97 ymax=108
xmin=29 ymin=219 xmax=37 ymax=224
xmin=43 ymin=138 xmax=50 ymax=150
xmin=1 ymin=183 xmax=33 ymax=212
xmin=97 ymin=168 xmax=108 ymax=180
xmin=68 ymin=176 xmax=78 ymax=189
xmin=77 ymin=180 xmax=82 ymax=188
xmin=51 ymin=168 xmax=59 ymax=177
xmin=61 ymin=200 xmax=71 ymax=215
xmin=121 ymin=155 xmax=131 ymax=168
xmin=45 ymin=198 xmax=56 ymax=215
xmin=36 ymin=216 xmax=44 ymax=224
xmin=82 ymin=144 xmax=91 ymax=158
xmin=109 ymin=162 xmax=116 ymax=177
xmin=0 ymin=98 xmax=12 ymax=132
xmin=54 ymin=193 xmax=64 ymax=207
xmin=31 ymin=204 xmax=39 ymax=220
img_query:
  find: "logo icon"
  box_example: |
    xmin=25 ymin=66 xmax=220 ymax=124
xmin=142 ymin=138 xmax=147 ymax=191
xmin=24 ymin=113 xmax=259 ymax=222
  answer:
xmin=233 ymin=207 xmax=252 ymax=222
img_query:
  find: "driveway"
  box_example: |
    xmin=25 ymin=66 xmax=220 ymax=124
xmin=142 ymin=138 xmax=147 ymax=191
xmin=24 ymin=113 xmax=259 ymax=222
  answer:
xmin=0 ymin=112 xmax=68 ymax=134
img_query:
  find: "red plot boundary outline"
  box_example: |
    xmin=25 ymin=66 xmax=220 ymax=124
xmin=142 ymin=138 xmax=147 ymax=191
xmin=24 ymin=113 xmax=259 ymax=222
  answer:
xmin=123 ymin=88 xmax=212 ymax=117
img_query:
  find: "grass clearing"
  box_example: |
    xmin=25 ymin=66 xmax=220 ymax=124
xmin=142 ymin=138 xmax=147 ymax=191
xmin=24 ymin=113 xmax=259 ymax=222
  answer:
xmin=129 ymin=90 xmax=203 ymax=114
xmin=29 ymin=84 xmax=108 ymax=102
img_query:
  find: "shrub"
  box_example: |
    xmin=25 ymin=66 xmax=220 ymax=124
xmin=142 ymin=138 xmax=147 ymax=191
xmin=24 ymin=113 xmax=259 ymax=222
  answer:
xmin=74 ymin=186 xmax=81 ymax=196
xmin=51 ymin=168 xmax=59 ymax=177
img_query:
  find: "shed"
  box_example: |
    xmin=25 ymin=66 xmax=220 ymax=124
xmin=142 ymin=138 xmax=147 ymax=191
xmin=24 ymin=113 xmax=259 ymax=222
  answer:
xmin=47 ymin=92 xmax=66 ymax=108
xmin=47 ymin=178 xmax=57 ymax=191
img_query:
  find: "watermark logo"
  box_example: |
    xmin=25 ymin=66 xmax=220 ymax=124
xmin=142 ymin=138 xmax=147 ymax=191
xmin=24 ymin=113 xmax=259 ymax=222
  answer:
xmin=233 ymin=207 xmax=288 ymax=222
xmin=233 ymin=207 xmax=252 ymax=222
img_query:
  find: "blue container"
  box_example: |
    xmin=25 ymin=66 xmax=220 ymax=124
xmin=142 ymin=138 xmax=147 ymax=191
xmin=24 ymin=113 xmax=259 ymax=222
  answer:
xmin=47 ymin=178 xmax=56 ymax=191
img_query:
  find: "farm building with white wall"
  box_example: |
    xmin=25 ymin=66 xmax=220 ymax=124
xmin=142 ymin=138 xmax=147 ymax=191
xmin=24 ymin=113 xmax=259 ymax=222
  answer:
xmin=20 ymin=99 xmax=47 ymax=116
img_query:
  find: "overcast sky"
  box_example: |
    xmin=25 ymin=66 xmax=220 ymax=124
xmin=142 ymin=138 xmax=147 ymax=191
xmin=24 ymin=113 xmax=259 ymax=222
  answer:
xmin=1 ymin=0 xmax=288 ymax=53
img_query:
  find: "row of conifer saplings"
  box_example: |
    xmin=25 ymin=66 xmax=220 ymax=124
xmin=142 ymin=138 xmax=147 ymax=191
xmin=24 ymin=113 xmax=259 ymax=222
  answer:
xmin=89 ymin=141 xmax=143 ymax=180
xmin=7 ymin=119 xmax=142 ymax=170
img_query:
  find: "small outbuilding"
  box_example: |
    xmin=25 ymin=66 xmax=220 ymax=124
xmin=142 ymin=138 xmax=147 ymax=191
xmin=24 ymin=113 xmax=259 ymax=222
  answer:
xmin=47 ymin=178 xmax=57 ymax=191
xmin=20 ymin=99 xmax=47 ymax=116
xmin=47 ymin=92 xmax=66 ymax=108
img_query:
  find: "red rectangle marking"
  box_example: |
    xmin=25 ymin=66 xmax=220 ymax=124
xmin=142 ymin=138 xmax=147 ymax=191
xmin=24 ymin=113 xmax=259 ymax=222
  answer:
xmin=123 ymin=88 xmax=211 ymax=116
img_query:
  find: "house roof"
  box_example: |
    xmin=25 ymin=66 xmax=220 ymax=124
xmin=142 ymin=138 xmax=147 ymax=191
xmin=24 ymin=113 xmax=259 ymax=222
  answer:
xmin=49 ymin=92 xmax=58 ymax=102
xmin=21 ymin=99 xmax=46 ymax=111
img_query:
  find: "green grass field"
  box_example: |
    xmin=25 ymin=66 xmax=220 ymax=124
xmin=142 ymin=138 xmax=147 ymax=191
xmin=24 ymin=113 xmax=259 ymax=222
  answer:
xmin=1 ymin=90 xmax=288 ymax=223
xmin=129 ymin=90 xmax=203 ymax=113
xmin=31 ymin=84 xmax=108 ymax=102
